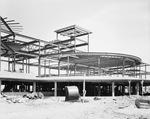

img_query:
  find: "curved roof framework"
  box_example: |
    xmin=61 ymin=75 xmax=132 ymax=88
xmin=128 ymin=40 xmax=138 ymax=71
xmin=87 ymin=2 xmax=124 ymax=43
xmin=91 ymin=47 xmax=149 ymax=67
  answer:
xmin=59 ymin=52 xmax=141 ymax=69
xmin=47 ymin=52 xmax=141 ymax=77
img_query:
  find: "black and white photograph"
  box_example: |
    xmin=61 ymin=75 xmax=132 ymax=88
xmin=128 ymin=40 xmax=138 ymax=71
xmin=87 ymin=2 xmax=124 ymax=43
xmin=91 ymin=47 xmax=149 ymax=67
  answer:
xmin=0 ymin=0 xmax=150 ymax=118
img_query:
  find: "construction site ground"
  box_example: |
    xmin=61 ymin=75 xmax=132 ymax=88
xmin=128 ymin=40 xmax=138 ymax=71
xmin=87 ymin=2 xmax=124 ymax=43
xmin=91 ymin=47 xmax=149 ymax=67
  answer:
xmin=0 ymin=95 xmax=150 ymax=119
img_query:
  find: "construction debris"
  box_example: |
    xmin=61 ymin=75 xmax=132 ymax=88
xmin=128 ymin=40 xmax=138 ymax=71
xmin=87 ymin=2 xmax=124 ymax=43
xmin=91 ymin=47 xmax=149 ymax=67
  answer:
xmin=0 ymin=92 xmax=44 ymax=103
xmin=23 ymin=92 xmax=44 ymax=99
xmin=135 ymin=99 xmax=150 ymax=109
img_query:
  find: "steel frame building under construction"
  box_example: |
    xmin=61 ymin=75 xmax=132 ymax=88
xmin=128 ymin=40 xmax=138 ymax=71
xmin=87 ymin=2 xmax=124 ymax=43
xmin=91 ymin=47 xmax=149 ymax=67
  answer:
xmin=0 ymin=16 xmax=150 ymax=97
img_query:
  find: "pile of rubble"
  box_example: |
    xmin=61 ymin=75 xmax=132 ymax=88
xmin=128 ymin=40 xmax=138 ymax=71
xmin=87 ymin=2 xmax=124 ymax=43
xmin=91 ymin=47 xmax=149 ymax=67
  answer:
xmin=0 ymin=92 xmax=44 ymax=103
xmin=23 ymin=92 xmax=44 ymax=99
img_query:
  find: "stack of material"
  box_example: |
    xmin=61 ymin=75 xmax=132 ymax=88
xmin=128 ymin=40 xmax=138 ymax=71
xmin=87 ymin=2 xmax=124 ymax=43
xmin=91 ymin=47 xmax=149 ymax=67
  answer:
xmin=135 ymin=99 xmax=150 ymax=109
xmin=65 ymin=86 xmax=80 ymax=101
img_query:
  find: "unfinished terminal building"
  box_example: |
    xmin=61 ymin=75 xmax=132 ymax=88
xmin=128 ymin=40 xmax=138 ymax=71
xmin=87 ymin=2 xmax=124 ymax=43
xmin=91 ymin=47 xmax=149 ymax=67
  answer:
xmin=0 ymin=16 xmax=150 ymax=97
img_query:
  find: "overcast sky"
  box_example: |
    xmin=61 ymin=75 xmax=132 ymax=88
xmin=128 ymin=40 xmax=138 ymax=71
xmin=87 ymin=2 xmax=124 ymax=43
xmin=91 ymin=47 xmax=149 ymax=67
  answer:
xmin=1 ymin=0 xmax=150 ymax=64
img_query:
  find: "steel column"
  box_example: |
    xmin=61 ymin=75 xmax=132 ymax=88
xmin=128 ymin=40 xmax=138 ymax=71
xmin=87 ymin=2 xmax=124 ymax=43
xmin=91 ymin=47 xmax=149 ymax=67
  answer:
xmin=0 ymin=16 xmax=1 ymax=71
xmin=0 ymin=80 xmax=1 ymax=94
xmin=74 ymin=64 xmax=76 ymax=76
xmin=38 ymin=57 xmax=41 ymax=77
xmin=141 ymin=80 xmax=144 ymax=96
xmin=145 ymin=64 xmax=147 ymax=79
xmin=83 ymin=76 xmax=86 ymax=102
xmin=33 ymin=82 xmax=36 ymax=92
xmin=28 ymin=59 xmax=30 ymax=73
xmin=44 ymin=59 xmax=46 ymax=77
xmin=38 ymin=41 xmax=41 ymax=77
xmin=122 ymin=58 xmax=125 ymax=77
xmin=98 ymin=83 xmax=101 ymax=96
xmin=112 ymin=81 xmax=115 ymax=97
xmin=26 ymin=59 xmax=28 ymax=73
xmin=49 ymin=60 xmax=51 ymax=77
xmin=122 ymin=85 xmax=125 ymax=96
xmin=98 ymin=57 xmax=101 ymax=76
xmin=136 ymin=82 xmax=139 ymax=95
xmin=67 ymin=56 xmax=69 ymax=76
xmin=22 ymin=60 xmax=24 ymax=73
xmin=58 ymin=60 xmax=60 ymax=76
xmin=8 ymin=57 xmax=10 ymax=71
xmin=128 ymin=81 xmax=131 ymax=96
xmin=87 ymin=34 xmax=89 ymax=52
xmin=54 ymin=81 xmax=57 ymax=97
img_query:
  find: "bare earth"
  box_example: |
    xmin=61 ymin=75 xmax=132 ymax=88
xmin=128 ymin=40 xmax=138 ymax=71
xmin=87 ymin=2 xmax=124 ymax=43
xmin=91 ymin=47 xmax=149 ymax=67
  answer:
xmin=0 ymin=95 xmax=150 ymax=119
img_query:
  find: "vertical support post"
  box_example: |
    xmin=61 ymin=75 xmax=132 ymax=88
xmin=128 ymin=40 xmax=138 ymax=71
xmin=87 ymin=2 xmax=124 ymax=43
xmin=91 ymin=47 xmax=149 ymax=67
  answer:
xmin=87 ymin=34 xmax=89 ymax=52
xmin=74 ymin=64 xmax=76 ymax=76
xmin=22 ymin=60 xmax=24 ymax=73
xmin=0 ymin=16 xmax=1 ymax=71
xmin=122 ymin=85 xmax=125 ymax=96
xmin=135 ymin=66 xmax=137 ymax=78
xmin=33 ymin=82 xmax=36 ymax=92
xmin=44 ymin=49 xmax=46 ymax=77
xmin=128 ymin=81 xmax=131 ymax=97
xmin=38 ymin=57 xmax=41 ymax=77
xmin=0 ymin=80 xmax=1 ymax=94
xmin=98 ymin=57 xmax=101 ymax=76
xmin=49 ymin=60 xmax=51 ymax=77
xmin=122 ymin=58 xmax=125 ymax=77
xmin=83 ymin=75 xmax=86 ymax=102
xmin=26 ymin=59 xmax=28 ymax=73
xmin=58 ymin=60 xmax=60 ymax=76
xmin=112 ymin=81 xmax=115 ymax=97
xmin=13 ymin=55 xmax=16 ymax=72
xmin=98 ymin=83 xmax=101 ymax=96
xmin=28 ymin=59 xmax=30 ymax=73
xmin=38 ymin=41 xmax=41 ymax=77
xmin=145 ymin=64 xmax=147 ymax=79
xmin=67 ymin=56 xmax=69 ymax=76
xmin=136 ymin=82 xmax=139 ymax=95
xmin=94 ymin=69 xmax=95 ymax=76
xmin=8 ymin=57 xmax=10 ymax=71
xmin=139 ymin=65 xmax=141 ymax=78
xmin=73 ymin=28 xmax=76 ymax=52
xmin=27 ymin=45 xmax=30 ymax=73
xmin=44 ymin=59 xmax=46 ymax=77
xmin=141 ymin=80 xmax=144 ymax=96
xmin=54 ymin=81 xmax=57 ymax=97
